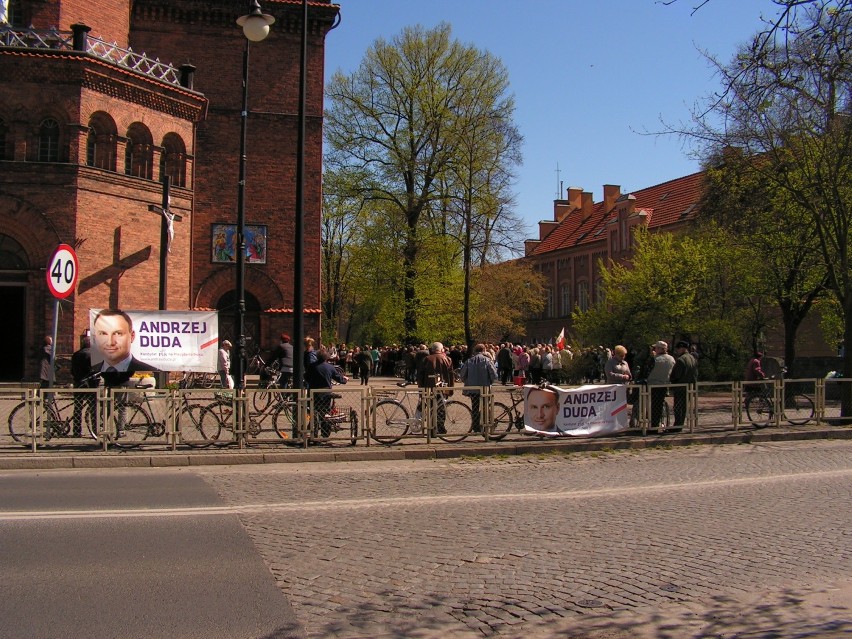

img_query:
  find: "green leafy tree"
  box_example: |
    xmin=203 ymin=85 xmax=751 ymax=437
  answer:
xmin=572 ymin=226 xmax=758 ymax=379
xmin=470 ymin=261 xmax=545 ymax=343
xmin=669 ymin=1 xmax=852 ymax=386
xmin=700 ymin=149 xmax=827 ymax=374
xmin=325 ymin=23 xmax=519 ymax=343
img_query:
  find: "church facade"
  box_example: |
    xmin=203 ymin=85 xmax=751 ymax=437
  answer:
xmin=0 ymin=0 xmax=339 ymax=381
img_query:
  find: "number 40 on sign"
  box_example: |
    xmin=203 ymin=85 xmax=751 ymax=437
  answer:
xmin=46 ymin=244 xmax=79 ymax=299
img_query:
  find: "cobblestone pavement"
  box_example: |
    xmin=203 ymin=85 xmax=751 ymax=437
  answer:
xmin=193 ymin=439 xmax=852 ymax=638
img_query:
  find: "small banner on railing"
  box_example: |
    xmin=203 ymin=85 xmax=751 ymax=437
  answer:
xmin=524 ymin=384 xmax=628 ymax=437
xmin=89 ymin=309 xmax=218 ymax=373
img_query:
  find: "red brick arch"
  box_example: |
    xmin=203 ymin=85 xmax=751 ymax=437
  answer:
xmin=193 ymin=265 xmax=285 ymax=312
xmin=0 ymin=193 xmax=63 ymax=266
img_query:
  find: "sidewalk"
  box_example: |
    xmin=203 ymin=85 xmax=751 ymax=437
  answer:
xmin=0 ymin=421 xmax=849 ymax=470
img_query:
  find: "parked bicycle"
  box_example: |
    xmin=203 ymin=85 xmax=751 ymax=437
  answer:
xmin=180 ymin=386 xmax=357 ymax=446
xmin=371 ymin=381 xmax=471 ymax=444
xmin=8 ymin=387 xmax=98 ymax=445
xmin=175 ymin=389 xmax=234 ymax=448
xmin=745 ymin=370 xmax=814 ymax=427
xmin=246 ymin=350 xmax=267 ymax=376
xmin=490 ymin=386 xmax=526 ymax=441
xmin=252 ymin=361 xmax=288 ymax=412
xmin=305 ymin=390 xmax=359 ymax=445
xmin=107 ymin=380 xmax=168 ymax=448
xmin=178 ymin=371 xmax=219 ymax=389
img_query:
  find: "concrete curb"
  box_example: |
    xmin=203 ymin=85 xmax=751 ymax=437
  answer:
xmin=0 ymin=426 xmax=849 ymax=470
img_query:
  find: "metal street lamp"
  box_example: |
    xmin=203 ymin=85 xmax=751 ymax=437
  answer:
xmin=292 ymin=0 xmax=307 ymax=391
xmin=232 ymin=0 xmax=274 ymax=392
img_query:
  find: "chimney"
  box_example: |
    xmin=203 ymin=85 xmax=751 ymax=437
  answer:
xmin=581 ymin=192 xmax=594 ymax=221
xmin=539 ymin=220 xmax=559 ymax=240
xmin=554 ymin=200 xmax=570 ymax=222
xmin=567 ymin=187 xmax=583 ymax=212
xmin=603 ymin=184 xmax=621 ymax=213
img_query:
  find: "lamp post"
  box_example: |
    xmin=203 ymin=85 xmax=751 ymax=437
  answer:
xmin=292 ymin=0 xmax=308 ymax=391
xmin=232 ymin=0 xmax=274 ymax=392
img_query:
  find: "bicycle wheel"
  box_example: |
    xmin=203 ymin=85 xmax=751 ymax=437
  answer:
xmin=206 ymin=400 xmax=235 ymax=444
xmin=371 ymin=399 xmax=409 ymax=444
xmin=273 ymin=400 xmax=297 ymax=439
xmin=784 ymin=394 xmax=814 ymax=425
xmin=84 ymin=401 xmax=99 ymax=440
xmin=438 ymin=400 xmax=473 ymax=443
xmin=349 ymin=408 xmax=359 ymax=445
xmin=111 ymin=402 xmax=154 ymax=448
xmin=489 ymin=402 xmax=514 ymax=442
xmin=745 ymin=394 xmax=773 ymax=427
xmin=252 ymin=386 xmax=273 ymax=413
xmin=8 ymin=402 xmax=34 ymax=446
xmin=178 ymin=403 xmax=219 ymax=447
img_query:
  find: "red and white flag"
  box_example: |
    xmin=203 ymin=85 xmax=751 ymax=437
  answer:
xmin=556 ymin=327 xmax=565 ymax=351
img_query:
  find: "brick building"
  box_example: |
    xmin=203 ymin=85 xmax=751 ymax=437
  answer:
xmin=523 ymin=172 xmax=836 ymax=371
xmin=523 ymin=173 xmax=704 ymax=344
xmin=0 ymin=0 xmax=339 ymax=382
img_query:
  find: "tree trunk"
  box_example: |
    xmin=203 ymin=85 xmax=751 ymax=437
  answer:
xmin=842 ymin=295 xmax=852 ymax=417
xmin=780 ymin=305 xmax=801 ymax=378
xmin=402 ymin=225 xmax=419 ymax=343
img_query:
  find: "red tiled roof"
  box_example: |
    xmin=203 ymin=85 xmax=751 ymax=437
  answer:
xmin=529 ymin=171 xmax=705 ymax=256
xmin=632 ymin=171 xmax=705 ymax=229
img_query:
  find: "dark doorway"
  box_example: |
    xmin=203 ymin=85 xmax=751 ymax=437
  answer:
xmin=0 ymin=286 xmax=26 ymax=381
xmin=216 ymin=290 xmax=261 ymax=355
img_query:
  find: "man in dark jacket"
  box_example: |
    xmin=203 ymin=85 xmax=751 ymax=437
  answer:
xmin=496 ymin=343 xmax=514 ymax=385
xmin=71 ymin=335 xmax=94 ymax=436
xmin=305 ymin=349 xmax=348 ymax=438
xmin=417 ymin=342 xmax=454 ymax=435
xmin=270 ymin=333 xmax=294 ymax=388
xmin=669 ymin=340 xmax=698 ymax=430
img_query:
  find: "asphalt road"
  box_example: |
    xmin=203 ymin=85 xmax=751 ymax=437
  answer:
xmin=0 ymin=472 xmax=302 ymax=639
xmin=1 ymin=439 xmax=850 ymax=638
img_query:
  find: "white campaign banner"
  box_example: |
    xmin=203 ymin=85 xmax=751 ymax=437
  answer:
xmin=523 ymin=383 xmax=628 ymax=437
xmin=89 ymin=309 xmax=219 ymax=373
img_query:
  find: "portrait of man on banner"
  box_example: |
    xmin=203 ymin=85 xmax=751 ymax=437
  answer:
xmin=89 ymin=309 xmax=161 ymax=386
xmin=523 ymin=384 xmax=629 ymax=437
xmin=90 ymin=309 xmax=219 ymax=376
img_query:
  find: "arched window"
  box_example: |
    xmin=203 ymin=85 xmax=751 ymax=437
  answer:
xmin=86 ymin=112 xmax=117 ymax=171
xmin=124 ymin=122 xmax=153 ymax=179
xmin=38 ymin=118 xmax=60 ymax=162
xmin=577 ymin=281 xmax=589 ymax=312
xmin=0 ymin=234 xmax=29 ymax=270
xmin=7 ymin=0 xmax=27 ymax=27
xmin=159 ymin=133 xmax=187 ymax=187
xmin=545 ymin=287 xmax=554 ymax=318
xmin=560 ymin=284 xmax=571 ymax=316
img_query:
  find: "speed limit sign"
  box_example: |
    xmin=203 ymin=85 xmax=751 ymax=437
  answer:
xmin=46 ymin=244 xmax=79 ymax=299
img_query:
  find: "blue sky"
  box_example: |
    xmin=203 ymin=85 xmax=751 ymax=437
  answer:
xmin=323 ymin=0 xmax=770 ymax=237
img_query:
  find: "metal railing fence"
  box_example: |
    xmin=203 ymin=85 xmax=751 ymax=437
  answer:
xmin=0 ymin=378 xmax=848 ymax=452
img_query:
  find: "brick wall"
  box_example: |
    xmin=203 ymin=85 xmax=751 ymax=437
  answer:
xmin=59 ymin=0 xmax=130 ymax=47
xmin=130 ymin=0 xmax=336 ymax=340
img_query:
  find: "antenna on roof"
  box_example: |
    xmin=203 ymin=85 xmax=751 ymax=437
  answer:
xmin=555 ymin=162 xmax=562 ymax=199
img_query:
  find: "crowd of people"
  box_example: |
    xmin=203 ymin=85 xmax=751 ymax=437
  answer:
xmin=254 ymin=335 xmax=708 ymax=434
